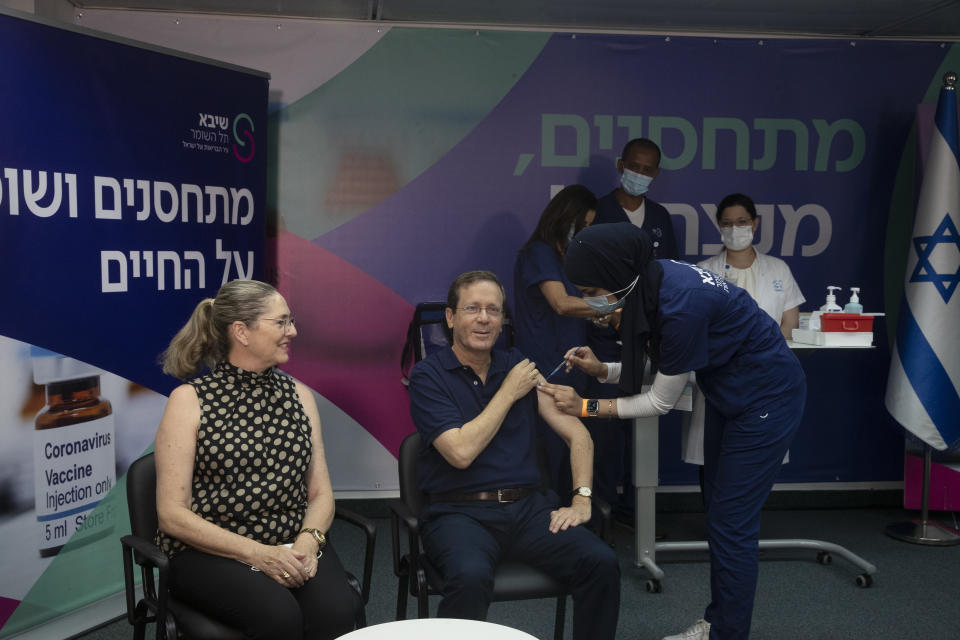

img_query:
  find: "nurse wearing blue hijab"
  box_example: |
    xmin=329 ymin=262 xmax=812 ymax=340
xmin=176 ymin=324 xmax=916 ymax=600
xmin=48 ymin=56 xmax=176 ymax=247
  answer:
xmin=539 ymin=223 xmax=807 ymax=640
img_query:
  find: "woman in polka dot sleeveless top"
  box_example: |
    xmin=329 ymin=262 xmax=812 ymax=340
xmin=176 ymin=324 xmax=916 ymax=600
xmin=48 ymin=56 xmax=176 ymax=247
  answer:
xmin=155 ymin=361 xmax=312 ymax=555
xmin=153 ymin=280 xmax=359 ymax=640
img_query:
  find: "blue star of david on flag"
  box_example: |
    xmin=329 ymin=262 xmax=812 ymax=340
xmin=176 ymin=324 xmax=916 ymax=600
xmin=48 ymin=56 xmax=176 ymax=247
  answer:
xmin=886 ymin=71 xmax=960 ymax=451
xmin=910 ymin=213 xmax=960 ymax=303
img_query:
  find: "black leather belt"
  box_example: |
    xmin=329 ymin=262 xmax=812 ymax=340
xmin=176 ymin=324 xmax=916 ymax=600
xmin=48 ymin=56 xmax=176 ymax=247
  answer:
xmin=429 ymin=487 xmax=535 ymax=504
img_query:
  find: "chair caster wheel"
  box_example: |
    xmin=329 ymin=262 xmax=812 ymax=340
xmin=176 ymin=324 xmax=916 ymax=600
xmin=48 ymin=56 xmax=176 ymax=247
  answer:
xmin=856 ymin=573 xmax=873 ymax=588
xmin=645 ymin=579 xmax=662 ymax=593
xmin=816 ymin=551 xmax=832 ymax=565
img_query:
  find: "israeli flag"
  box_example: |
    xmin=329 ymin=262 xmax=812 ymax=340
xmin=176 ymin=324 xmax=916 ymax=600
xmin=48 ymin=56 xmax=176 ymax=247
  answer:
xmin=885 ymin=72 xmax=960 ymax=451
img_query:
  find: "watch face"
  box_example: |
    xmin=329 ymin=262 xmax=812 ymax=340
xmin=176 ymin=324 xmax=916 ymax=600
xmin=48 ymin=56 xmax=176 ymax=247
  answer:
xmin=587 ymin=399 xmax=600 ymax=415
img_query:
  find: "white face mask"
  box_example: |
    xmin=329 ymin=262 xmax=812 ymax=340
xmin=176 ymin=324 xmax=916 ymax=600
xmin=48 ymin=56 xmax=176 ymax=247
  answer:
xmin=620 ymin=168 xmax=653 ymax=197
xmin=720 ymin=225 xmax=754 ymax=251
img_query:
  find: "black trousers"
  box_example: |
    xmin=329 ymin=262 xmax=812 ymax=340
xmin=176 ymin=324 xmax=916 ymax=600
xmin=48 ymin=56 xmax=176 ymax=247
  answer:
xmin=420 ymin=490 xmax=621 ymax=640
xmin=169 ymin=545 xmax=358 ymax=640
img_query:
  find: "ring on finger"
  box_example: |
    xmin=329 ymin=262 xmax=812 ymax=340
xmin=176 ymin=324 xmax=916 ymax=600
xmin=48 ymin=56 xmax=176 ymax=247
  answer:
xmin=281 ymin=571 xmax=291 ymax=579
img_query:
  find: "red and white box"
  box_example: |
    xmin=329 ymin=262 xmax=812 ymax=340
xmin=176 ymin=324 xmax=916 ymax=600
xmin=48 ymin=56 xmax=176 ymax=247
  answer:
xmin=792 ymin=312 xmax=875 ymax=347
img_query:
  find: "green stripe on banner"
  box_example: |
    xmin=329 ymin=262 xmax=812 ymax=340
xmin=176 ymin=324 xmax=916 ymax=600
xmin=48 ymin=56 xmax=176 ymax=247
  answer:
xmin=269 ymin=28 xmax=551 ymax=240
xmin=0 ymin=474 xmax=131 ymax=636
xmin=883 ymin=43 xmax=960 ymax=344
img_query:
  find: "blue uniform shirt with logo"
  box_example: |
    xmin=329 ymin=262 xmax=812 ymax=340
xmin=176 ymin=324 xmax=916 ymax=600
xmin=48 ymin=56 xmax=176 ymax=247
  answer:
xmin=408 ymin=346 xmax=541 ymax=494
xmin=594 ymin=192 xmax=679 ymax=260
xmin=656 ymin=259 xmax=803 ymax=418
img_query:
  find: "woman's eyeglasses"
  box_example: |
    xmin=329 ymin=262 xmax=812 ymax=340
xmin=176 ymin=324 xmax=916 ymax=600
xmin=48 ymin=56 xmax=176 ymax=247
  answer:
xmin=261 ymin=317 xmax=296 ymax=331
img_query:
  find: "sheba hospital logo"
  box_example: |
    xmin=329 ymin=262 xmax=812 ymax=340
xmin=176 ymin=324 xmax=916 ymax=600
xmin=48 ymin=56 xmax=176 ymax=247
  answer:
xmin=187 ymin=112 xmax=255 ymax=162
xmin=232 ymin=113 xmax=255 ymax=163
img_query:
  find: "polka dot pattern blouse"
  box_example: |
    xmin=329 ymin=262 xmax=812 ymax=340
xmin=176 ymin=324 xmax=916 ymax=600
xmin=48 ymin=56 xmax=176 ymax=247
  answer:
xmin=156 ymin=361 xmax=312 ymax=557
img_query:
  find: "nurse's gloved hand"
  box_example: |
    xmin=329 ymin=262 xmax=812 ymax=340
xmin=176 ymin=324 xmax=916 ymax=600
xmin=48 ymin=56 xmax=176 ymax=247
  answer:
xmin=537 ymin=382 xmax=582 ymax=417
xmin=592 ymin=314 xmax=613 ymax=328
xmin=564 ymin=346 xmax=606 ymax=379
xmin=592 ymin=309 xmax=622 ymax=330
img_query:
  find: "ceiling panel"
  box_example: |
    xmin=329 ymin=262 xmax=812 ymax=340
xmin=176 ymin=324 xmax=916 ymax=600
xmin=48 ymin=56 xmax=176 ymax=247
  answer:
xmin=71 ymin=0 xmax=960 ymax=39
xmin=74 ymin=0 xmax=374 ymax=20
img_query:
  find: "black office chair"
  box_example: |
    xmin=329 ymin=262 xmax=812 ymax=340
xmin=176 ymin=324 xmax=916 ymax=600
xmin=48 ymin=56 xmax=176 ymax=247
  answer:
xmin=388 ymin=432 xmax=612 ymax=640
xmin=121 ymin=452 xmax=376 ymax=640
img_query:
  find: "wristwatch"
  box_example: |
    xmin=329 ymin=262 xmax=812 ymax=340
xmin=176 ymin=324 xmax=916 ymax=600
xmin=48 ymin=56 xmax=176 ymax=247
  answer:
xmin=299 ymin=527 xmax=327 ymax=552
xmin=586 ymin=399 xmax=600 ymax=417
xmin=572 ymin=486 xmax=593 ymax=499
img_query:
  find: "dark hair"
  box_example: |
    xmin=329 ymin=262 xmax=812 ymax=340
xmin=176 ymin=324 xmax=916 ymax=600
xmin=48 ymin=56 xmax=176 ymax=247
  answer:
xmin=161 ymin=279 xmax=279 ymax=379
xmin=447 ymin=270 xmax=505 ymax=311
xmin=444 ymin=270 xmax=506 ymax=342
xmin=521 ymin=184 xmax=597 ymax=255
xmin=621 ymin=138 xmax=662 ymax=166
xmin=716 ymin=193 xmax=757 ymax=223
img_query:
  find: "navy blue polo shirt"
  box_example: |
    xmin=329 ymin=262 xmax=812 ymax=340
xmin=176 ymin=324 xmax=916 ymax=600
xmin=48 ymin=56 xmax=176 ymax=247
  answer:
xmin=408 ymin=346 xmax=541 ymax=494
xmin=656 ymin=259 xmax=803 ymax=417
xmin=513 ymin=240 xmax=588 ymax=393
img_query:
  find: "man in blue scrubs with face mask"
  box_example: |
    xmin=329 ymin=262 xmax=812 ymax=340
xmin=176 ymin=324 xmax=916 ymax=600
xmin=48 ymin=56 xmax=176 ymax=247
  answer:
xmin=594 ymin=138 xmax=679 ymax=260
xmin=589 ymin=138 xmax=680 ymax=515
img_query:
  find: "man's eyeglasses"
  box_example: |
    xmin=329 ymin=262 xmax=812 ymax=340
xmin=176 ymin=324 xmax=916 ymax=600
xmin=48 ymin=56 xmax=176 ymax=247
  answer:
xmin=261 ymin=316 xmax=296 ymax=331
xmin=457 ymin=305 xmax=503 ymax=318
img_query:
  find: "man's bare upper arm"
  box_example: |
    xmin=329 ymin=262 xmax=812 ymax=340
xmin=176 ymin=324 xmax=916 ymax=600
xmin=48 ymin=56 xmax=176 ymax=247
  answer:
xmin=537 ymin=386 xmax=588 ymax=446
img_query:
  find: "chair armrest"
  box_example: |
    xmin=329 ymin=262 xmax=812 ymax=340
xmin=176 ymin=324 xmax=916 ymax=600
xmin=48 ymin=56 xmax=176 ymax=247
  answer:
xmin=387 ymin=498 xmax=421 ymax=578
xmin=120 ymin=535 xmax=146 ymax=628
xmin=387 ymin=498 xmax=419 ymax=533
xmin=592 ymin=494 xmax=614 ymax=545
xmin=121 ymin=535 xmax=173 ymax=640
xmin=334 ymin=505 xmax=376 ymax=604
xmin=335 ymin=504 xmax=375 ymax=535
xmin=122 ymin=534 xmax=170 ymax=571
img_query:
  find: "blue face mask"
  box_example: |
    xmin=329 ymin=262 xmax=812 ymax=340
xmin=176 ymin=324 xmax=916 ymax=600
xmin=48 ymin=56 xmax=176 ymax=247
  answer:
xmin=620 ymin=168 xmax=653 ymax=197
xmin=582 ymin=275 xmax=640 ymax=314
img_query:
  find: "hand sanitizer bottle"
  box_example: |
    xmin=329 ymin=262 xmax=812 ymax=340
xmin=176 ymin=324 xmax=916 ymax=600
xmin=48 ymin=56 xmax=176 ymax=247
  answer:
xmin=811 ymin=286 xmax=842 ymax=330
xmin=844 ymin=287 xmax=863 ymax=314
xmin=821 ymin=286 xmax=842 ymax=312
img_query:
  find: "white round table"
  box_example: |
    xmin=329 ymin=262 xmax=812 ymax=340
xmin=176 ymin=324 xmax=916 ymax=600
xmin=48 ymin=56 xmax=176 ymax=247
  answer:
xmin=339 ymin=618 xmax=537 ymax=639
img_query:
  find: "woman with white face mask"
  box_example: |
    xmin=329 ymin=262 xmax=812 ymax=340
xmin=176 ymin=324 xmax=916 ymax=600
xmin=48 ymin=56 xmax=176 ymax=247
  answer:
xmin=699 ymin=193 xmax=805 ymax=339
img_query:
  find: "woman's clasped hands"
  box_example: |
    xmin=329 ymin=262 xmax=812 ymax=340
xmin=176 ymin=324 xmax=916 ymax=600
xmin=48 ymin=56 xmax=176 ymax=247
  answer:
xmin=251 ymin=540 xmax=317 ymax=587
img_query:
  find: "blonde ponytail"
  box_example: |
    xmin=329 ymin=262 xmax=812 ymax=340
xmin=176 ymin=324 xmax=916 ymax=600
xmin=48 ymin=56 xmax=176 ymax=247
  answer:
xmin=161 ymin=280 xmax=279 ymax=380
xmin=162 ymin=298 xmax=218 ymax=379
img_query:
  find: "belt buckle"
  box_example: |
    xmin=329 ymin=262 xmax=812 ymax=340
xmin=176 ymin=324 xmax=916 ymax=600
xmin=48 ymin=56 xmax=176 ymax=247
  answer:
xmin=497 ymin=489 xmax=507 ymax=503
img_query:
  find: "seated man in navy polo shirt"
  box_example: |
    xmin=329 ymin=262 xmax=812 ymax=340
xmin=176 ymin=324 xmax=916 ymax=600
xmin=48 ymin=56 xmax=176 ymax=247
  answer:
xmin=408 ymin=270 xmax=620 ymax=640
